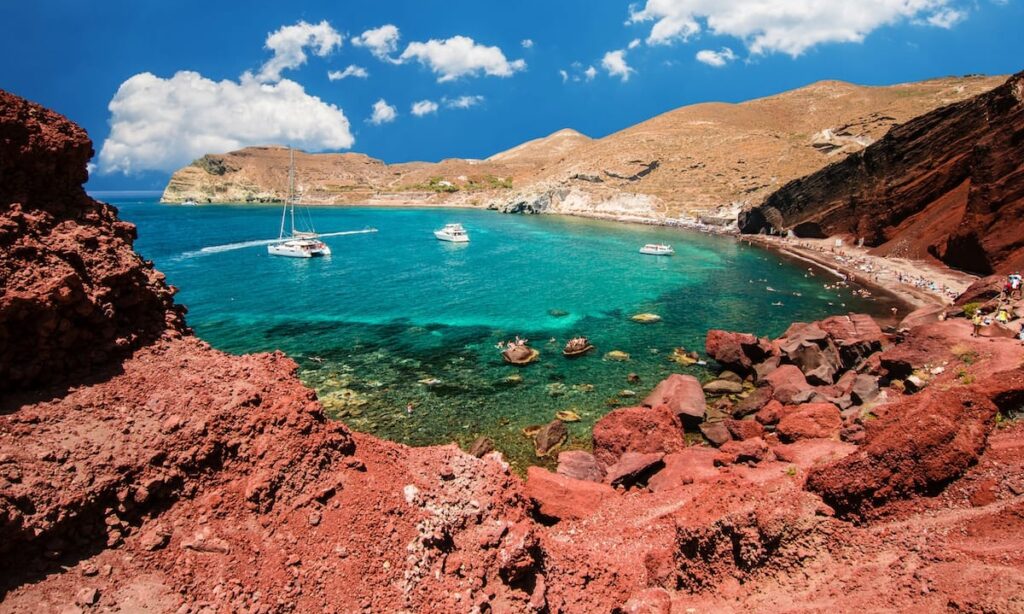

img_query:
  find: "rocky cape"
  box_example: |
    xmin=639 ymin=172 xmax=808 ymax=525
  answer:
xmin=161 ymin=75 xmax=1003 ymax=223
xmin=6 ymin=91 xmax=1024 ymax=612
xmin=740 ymin=69 xmax=1024 ymax=276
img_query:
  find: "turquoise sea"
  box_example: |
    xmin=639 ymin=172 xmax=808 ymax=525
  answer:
xmin=105 ymin=194 xmax=895 ymax=470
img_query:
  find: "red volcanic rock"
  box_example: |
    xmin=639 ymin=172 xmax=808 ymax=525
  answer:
xmin=733 ymin=386 xmax=774 ymax=418
xmin=726 ymin=419 xmax=765 ymax=441
xmin=699 ymin=421 xmax=732 ymax=447
xmin=955 ymin=275 xmax=1006 ymax=306
xmin=604 ymin=452 xmax=666 ymax=489
xmin=642 ymin=374 xmax=706 ymax=422
xmin=755 ymin=399 xmax=788 ymax=426
xmin=591 ymin=404 xmax=685 ymax=467
xmin=705 ymin=330 xmax=772 ymax=375
xmin=805 ymin=379 xmax=1005 ymax=518
xmin=898 ymin=305 xmax=946 ymax=330
xmin=556 ymin=450 xmax=605 ymax=482
xmin=772 ymin=439 xmax=857 ymax=469
xmin=647 ymin=447 xmax=720 ymax=492
xmin=818 ymin=314 xmax=885 ymax=370
xmin=714 ymin=437 xmax=771 ymax=466
xmin=742 ymin=71 xmax=1024 ymax=275
xmin=525 ymin=466 xmax=615 ymax=521
xmin=0 ymin=90 xmax=185 ymax=391
xmin=619 ymin=587 xmax=672 ymax=613
xmin=763 ymin=365 xmax=813 ymax=405
xmin=776 ymin=403 xmax=842 ymax=442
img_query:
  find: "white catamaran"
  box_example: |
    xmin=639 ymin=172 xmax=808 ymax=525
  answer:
xmin=268 ymin=149 xmax=332 ymax=258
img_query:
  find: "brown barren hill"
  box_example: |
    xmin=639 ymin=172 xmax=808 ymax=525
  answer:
xmin=161 ymin=75 xmax=1004 ymax=222
xmin=741 ymin=70 xmax=1024 ymax=275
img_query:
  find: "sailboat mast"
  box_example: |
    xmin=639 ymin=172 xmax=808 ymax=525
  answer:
xmin=288 ymin=149 xmax=296 ymax=237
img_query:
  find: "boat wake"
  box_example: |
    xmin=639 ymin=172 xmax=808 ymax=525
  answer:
xmin=183 ymin=228 xmax=378 ymax=257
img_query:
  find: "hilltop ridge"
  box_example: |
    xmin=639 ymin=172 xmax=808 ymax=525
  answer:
xmin=161 ymin=74 xmax=1005 ymax=221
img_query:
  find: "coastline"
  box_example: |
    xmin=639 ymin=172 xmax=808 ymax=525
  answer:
xmin=157 ymin=195 xmax=973 ymax=311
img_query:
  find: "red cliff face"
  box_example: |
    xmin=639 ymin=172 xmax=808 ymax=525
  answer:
xmin=740 ymin=71 xmax=1024 ymax=275
xmin=0 ymin=91 xmax=185 ymax=391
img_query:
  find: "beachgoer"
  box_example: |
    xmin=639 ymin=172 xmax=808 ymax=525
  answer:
xmin=997 ymin=307 xmax=1011 ymax=324
xmin=972 ymin=311 xmax=983 ymax=337
xmin=1019 ymin=324 xmax=1024 ymax=343
xmin=406 ymin=403 xmax=414 ymax=414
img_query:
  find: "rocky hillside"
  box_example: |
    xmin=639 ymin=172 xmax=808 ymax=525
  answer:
xmin=161 ymin=75 xmax=1004 ymax=222
xmin=6 ymin=89 xmax=1024 ymax=612
xmin=740 ymin=70 xmax=1024 ymax=276
xmin=0 ymin=90 xmax=185 ymax=391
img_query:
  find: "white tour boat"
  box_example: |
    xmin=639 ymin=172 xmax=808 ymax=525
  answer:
xmin=639 ymin=243 xmax=674 ymax=256
xmin=182 ymin=199 xmax=198 ymax=206
xmin=434 ymin=223 xmax=470 ymax=243
xmin=268 ymin=149 xmax=331 ymax=258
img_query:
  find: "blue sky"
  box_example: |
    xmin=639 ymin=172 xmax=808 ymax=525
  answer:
xmin=1 ymin=0 xmax=1021 ymax=190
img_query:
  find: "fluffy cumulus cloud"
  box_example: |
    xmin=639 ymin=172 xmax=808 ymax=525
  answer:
xmin=256 ymin=20 xmax=342 ymax=82
xmin=695 ymin=46 xmax=737 ymax=67
xmin=97 ymin=71 xmax=353 ymax=174
xmin=628 ymin=0 xmax=970 ymax=56
xmin=352 ymin=24 xmax=401 ymax=60
xmin=444 ymin=95 xmax=484 ymax=109
xmin=521 ymin=38 xmax=534 ymax=48
xmin=411 ymin=99 xmax=439 ymax=116
xmin=628 ymin=38 xmax=642 ymax=49
xmin=369 ymin=98 xmax=397 ymax=125
xmin=559 ymin=69 xmax=569 ymax=82
xmin=399 ymin=35 xmax=526 ymax=82
xmin=584 ymin=65 xmax=598 ymax=80
xmin=601 ymin=50 xmax=634 ymax=81
xmin=328 ymin=65 xmax=369 ymax=80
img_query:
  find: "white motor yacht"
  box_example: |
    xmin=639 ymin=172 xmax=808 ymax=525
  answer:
xmin=268 ymin=149 xmax=332 ymax=258
xmin=182 ymin=199 xmax=198 ymax=206
xmin=639 ymin=243 xmax=674 ymax=256
xmin=434 ymin=223 xmax=470 ymax=243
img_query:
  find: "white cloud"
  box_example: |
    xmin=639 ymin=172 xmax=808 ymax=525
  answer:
xmin=256 ymin=20 xmax=342 ymax=83
xmin=328 ymin=64 xmax=369 ymax=80
xmin=601 ymin=49 xmax=634 ymax=81
xmin=444 ymin=95 xmax=484 ymax=109
xmin=584 ymin=65 xmax=598 ymax=80
xmin=695 ymin=46 xmax=737 ymax=67
xmin=352 ymin=24 xmax=401 ymax=60
xmin=411 ymin=99 xmax=439 ymax=116
xmin=97 ymin=71 xmax=354 ymax=174
xmin=628 ymin=0 xmax=970 ymax=56
xmin=559 ymin=69 xmax=569 ymax=82
xmin=399 ymin=35 xmax=526 ymax=82
xmin=925 ymin=7 xmax=966 ymax=28
xmin=628 ymin=38 xmax=642 ymax=49
xmin=369 ymin=98 xmax=397 ymax=125
xmin=521 ymin=38 xmax=535 ymax=48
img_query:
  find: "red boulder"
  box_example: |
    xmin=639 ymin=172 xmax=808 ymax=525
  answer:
xmin=592 ymin=404 xmax=685 ymax=467
xmin=776 ymin=403 xmax=842 ymax=442
xmin=763 ymin=365 xmax=813 ymax=405
xmin=525 ymin=466 xmax=616 ymax=521
xmin=642 ymin=374 xmax=706 ymax=422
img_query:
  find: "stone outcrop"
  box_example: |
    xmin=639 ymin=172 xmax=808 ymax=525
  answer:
xmin=0 ymin=90 xmax=185 ymax=391
xmin=741 ymin=71 xmax=1024 ymax=275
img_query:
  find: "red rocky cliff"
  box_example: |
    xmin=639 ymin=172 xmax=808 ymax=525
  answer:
xmin=0 ymin=90 xmax=185 ymax=391
xmin=740 ymin=70 xmax=1024 ymax=275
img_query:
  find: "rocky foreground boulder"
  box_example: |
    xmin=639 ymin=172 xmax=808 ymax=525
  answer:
xmin=5 ymin=89 xmax=1024 ymax=612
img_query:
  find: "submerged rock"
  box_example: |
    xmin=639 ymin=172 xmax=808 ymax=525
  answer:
xmin=604 ymin=350 xmax=631 ymax=362
xmin=467 ymin=436 xmax=495 ymax=458
xmin=534 ymin=420 xmax=569 ymax=457
xmin=630 ymin=313 xmax=662 ymax=323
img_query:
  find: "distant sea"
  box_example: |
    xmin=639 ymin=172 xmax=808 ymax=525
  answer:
xmin=106 ymin=196 xmax=894 ymax=470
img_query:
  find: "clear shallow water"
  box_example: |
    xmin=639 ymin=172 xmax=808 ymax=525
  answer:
xmin=108 ymin=196 xmax=893 ymax=470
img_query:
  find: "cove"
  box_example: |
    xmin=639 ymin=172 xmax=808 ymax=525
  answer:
xmin=111 ymin=197 xmax=896 ymax=470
